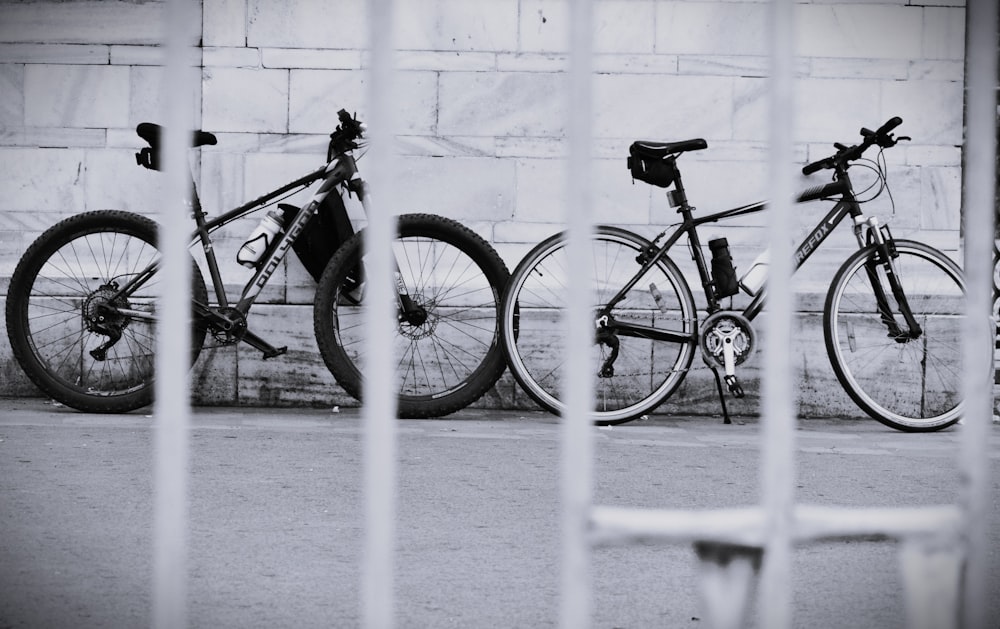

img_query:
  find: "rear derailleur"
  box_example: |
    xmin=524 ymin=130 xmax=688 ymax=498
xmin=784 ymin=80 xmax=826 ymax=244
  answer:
xmin=83 ymin=282 xmax=130 ymax=361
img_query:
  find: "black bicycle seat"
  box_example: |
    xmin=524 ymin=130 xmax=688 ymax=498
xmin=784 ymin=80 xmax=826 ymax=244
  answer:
xmin=631 ymin=138 xmax=707 ymax=158
xmin=136 ymin=123 xmax=218 ymax=149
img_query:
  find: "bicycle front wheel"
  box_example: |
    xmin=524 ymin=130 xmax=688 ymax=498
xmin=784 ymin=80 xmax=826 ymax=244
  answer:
xmin=824 ymin=239 xmax=965 ymax=431
xmin=5 ymin=210 xmax=208 ymax=413
xmin=501 ymin=226 xmax=697 ymax=425
xmin=313 ymin=213 xmax=510 ymax=418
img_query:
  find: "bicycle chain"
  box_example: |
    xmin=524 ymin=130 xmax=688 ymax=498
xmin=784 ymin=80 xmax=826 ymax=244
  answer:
xmin=589 ymin=311 xmax=725 ymax=378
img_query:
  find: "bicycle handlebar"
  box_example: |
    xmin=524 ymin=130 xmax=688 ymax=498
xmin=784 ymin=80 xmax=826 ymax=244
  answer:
xmin=327 ymin=109 xmax=366 ymax=161
xmin=802 ymin=116 xmax=907 ymax=176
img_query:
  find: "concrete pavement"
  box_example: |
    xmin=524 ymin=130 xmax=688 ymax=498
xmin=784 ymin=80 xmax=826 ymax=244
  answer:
xmin=1 ymin=397 xmax=998 ymax=628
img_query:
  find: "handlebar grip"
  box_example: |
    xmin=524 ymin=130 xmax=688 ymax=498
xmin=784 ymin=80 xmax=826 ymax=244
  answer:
xmin=876 ymin=116 xmax=902 ymax=136
xmin=802 ymin=159 xmax=827 ymax=176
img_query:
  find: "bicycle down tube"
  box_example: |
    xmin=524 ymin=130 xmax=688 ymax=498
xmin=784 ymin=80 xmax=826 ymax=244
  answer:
xmin=603 ymin=193 xmax=859 ymax=345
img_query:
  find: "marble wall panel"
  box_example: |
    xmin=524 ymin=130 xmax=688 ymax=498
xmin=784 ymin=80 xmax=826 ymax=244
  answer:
xmin=0 ymin=1 xmax=163 ymax=45
xmin=204 ymin=0 xmax=248 ymax=48
xmin=593 ymin=74 xmax=734 ymax=141
xmin=520 ymin=0 xmax=657 ymax=54
xmin=393 ymin=0 xmax=519 ymax=52
xmin=656 ymin=2 xmax=768 ymax=57
xmin=24 ymin=65 xmax=129 ymax=128
xmin=922 ymin=6 xmax=966 ymax=60
xmin=288 ymin=69 xmax=436 ymax=135
xmin=439 ymin=71 xmax=568 ymax=137
xmin=795 ymin=4 xmax=923 ymax=60
xmin=881 ymin=80 xmax=964 ymax=145
xmin=0 ymin=43 xmax=108 ymax=64
xmin=919 ymin=166 xmax=962 ymax=231
xmin=247 ymin=0 xmax=366 ymax=50
xmin=389 ymin=156 xmax=518 ymax=222
xmin=129 ymin=65 xmax=203 ymax=129
xmin=514 ymin=157 xmax=651 ymax=225
xmin=202 ymin=67 xmax=289 ymax=133
xmin=733 ymin=76 xmax=884 ymax=143
xmin=0 ymin=64 xmax=23 ymax=126
xmin=83 ymin=149 xmax=163 ymax=214
xmin=0 ymin=147 xmax=85 ymax=212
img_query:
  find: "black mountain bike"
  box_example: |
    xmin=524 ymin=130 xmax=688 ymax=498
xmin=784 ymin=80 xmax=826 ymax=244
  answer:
xmin=500 ymin=117 xmax=966 ymax=432
xmin=5 ymin=110 xmax=509 ymax=418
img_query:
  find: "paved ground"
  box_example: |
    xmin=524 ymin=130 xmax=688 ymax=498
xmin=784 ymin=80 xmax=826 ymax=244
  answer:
xmin=1 ymin=397 xmax=998 ymax=628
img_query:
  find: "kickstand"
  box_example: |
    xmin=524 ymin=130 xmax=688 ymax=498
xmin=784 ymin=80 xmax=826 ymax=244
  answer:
xmin=710 ymin=365 xmax=732 ymax=425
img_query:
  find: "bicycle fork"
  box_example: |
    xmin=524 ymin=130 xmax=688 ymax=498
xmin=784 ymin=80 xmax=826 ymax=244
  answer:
xmin=856 ymin=217 xmax=923 ymax=342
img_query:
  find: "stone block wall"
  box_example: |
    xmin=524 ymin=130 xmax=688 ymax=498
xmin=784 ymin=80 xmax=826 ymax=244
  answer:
xmin=0 ymin=0 xmax=971 ymax=417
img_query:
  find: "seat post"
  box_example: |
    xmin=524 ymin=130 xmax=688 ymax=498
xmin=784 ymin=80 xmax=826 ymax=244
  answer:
xmin=668 ymin=165 xmax=690 ymax=212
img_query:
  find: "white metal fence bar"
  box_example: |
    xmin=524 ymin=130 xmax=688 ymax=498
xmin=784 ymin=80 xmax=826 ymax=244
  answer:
xmin=362 ymin=0 xmax=399 ymax=627
xmin=153 ymin=0 xmax=198 ymax=627
xmin=959 ymin=1 xmax=998 ymax=627
xmin=590 ymin=504 xmax=961 ymax=546
xmin=560 ymin=0 xmax=595 ymax=628
xmin=759 ymin=0 xmax=796 ymax=626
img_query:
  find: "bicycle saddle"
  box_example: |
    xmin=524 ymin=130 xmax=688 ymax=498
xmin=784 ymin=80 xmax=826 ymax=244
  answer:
xmin=630 ymin=138 xmax=707 ymax=158
xmin=136 ymin=122 xmax=218 ymax=149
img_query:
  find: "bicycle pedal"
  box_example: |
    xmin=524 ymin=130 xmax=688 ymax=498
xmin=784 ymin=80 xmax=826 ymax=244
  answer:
xmin=724 ymin=375 xmax=745 ymax=398
xmin=262 ymin=346 xmax=287 ymax=359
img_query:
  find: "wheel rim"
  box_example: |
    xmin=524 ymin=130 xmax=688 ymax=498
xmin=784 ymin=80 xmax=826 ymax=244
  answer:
xmin=331 ymin=234 xmax=502 ymax=402
xmin=828 ymin=244 xmax=965 ymax=428
xmin=21 ymin=230 xmax=160 ymax=398
xmin=504 ymin=232 xmax=696 ymax=423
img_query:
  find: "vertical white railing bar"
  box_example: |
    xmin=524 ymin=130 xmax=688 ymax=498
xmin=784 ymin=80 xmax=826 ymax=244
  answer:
xmin=362 ymin=0 xmax=399 ymax=627
xmin=560 ymin=0 xmax=595 ymax=627
xmin=153 ymin=0 xmax=198 ymax=627
xmin=959 ymin=1 xmax=997 ymax=627
xmin=759 ymin=0 xmax=795 ymax=628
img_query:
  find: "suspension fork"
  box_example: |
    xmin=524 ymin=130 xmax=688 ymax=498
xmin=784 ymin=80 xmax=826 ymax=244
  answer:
xmin=354 ymin=180 xmax=427 ymax=326
xmin=856 ymin=216 xmax=922 ymax=340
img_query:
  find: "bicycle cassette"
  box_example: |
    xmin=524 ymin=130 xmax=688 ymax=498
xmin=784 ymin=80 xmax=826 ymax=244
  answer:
xmin=700 ymin=311 xmax=756 ymax=369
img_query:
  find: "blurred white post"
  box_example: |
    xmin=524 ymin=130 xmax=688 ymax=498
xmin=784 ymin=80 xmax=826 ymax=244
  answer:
xmin=362 ymin=0 xmax=399 ymax=627
xmin=560 ymin=1 xmax=595 ymax=628
xmin=960 ymin=1 xmax=997 ymax=627
xmin=758 ymin=0 xmax=796 ymax=627
xmin=153 ymin=0 xmax=198 ymax=627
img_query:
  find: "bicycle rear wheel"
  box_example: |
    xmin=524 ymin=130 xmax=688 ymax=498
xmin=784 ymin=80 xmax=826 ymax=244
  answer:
xmin=313 ymin=213 xmax=510 ymax=418
xmin=5 ymin=210 xmax=208 ymax=412
xmin=501 ymin=226 xmax=697 ymax=425
xmin=824 ymin=239 xmax=965 ymax=431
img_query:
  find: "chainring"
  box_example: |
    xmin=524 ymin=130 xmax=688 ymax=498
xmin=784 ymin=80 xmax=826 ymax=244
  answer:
xmin=699 ymin=311 xmax=756 ymax=368
xmin=209 ymin=306 xmax=248 ymax=345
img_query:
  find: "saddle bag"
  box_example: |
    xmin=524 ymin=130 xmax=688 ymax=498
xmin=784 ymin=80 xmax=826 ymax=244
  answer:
xmin=628 ymin=144 xmax=678 ymax=188
xmin=281 ymin=191 xmax=354 ymax=282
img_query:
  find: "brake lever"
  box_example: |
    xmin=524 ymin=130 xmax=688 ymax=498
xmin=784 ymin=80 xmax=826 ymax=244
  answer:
xmin=878 ymin=133 xmax=909 ymax=149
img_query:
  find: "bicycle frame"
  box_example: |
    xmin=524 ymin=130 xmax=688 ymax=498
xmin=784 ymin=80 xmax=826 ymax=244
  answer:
xmin=600 ymin=168 xmax=912 ymax=344
xmin=101 ymin=147 xmax=362 ymax=355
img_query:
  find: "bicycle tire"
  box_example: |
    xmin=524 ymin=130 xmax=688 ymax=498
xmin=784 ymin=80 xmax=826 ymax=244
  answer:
xmin=5 ymin=210 xmax=208 ymax=413
xmin=313 ymin=213 xmax=510 ymax=418
xmin=824 ymin=239 xmax=965 ymax=431
xmin=501 ymin=226 xmax=697 ymax=425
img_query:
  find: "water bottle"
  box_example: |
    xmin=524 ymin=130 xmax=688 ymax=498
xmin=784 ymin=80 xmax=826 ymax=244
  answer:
xmin=709 ymin=237 xmax=739 ymax=298
xmin=649 ymin=283 xmax=669 ymax=314
xmin=237 ymin=210 xmax=284 ymax=268
xmin=739 ymin=250 xmax=769 ymax=296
